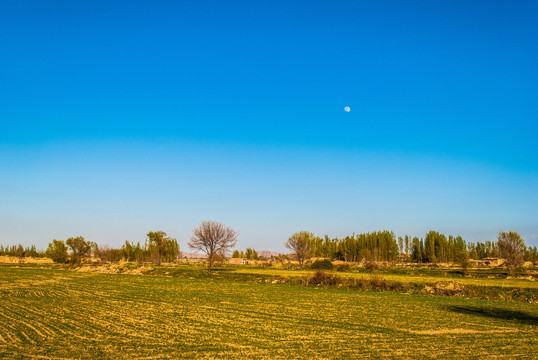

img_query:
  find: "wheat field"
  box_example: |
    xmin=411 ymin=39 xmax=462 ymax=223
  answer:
xmin=0 ymin=266 xmax=536 ymax=359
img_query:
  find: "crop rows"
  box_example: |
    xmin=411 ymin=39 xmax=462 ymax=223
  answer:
xmin=0 ymin=267 xmax=536 ymax=358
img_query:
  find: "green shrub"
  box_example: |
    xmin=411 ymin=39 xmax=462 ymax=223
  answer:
xmin=311 ymin=259 xmax=334 ymax=270
xmin=336 ymin=263 xmax=351 ymax=272
xmin=364 ymin=261 xmax=379 ymax=271
xmin=306 ymin=270 xmax=340 ymax=285
xmin=45 ymin=240 xmax=68 ymax=263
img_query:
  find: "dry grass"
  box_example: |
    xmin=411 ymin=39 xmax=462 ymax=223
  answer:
xmin=0 ymin=256 xmax=53 ymax=264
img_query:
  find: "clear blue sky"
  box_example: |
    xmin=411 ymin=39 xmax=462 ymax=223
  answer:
xmin=1 ymin=0 xmax=537 ymax=251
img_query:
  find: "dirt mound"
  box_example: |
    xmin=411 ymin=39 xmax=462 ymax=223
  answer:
xmin=422 ymin=281 xmax=465 ymax=296
xmin=123 ymin=266 xmax=153 ymax=275
xmin=75 ymin=264 xmax=153 ymax=275
xmin=75 ymin=265 xmax=120 ymax=273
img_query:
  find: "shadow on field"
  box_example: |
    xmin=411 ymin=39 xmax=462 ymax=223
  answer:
xmin=445 ymin=305 xmax=538 ymax=326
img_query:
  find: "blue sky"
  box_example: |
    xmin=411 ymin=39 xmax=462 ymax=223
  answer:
xmin=1 ymin=1 xmax=537 ymax=251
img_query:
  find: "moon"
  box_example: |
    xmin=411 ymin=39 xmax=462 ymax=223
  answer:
xmin=344 ymin=106 xmax=351 ymax=112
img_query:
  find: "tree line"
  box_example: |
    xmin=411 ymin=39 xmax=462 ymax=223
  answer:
xmin=232 ymin=248 xmax=259 ymax=260
xmin=284 ymin=230 xmax=400 ymax=265
xmin=43 ymin=232 xmax=180 ymax=265
xmin=3 ymin=225 xmax=537 ymax=272
xmin=0 ymin=220 xmax=238 ymax=273
xmin=285 ymin=230 xmax=538 ymax=268
xmin=0 ymin=244 xmax=44 ymax=259
xmin=408 ymin=231 xmax=468 ymax=264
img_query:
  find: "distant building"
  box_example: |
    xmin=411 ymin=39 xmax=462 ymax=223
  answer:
xmin=229 ymin=258 xmax=250 ymax=265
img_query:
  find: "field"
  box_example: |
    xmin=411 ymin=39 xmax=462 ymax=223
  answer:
xmin=1 ymin=265 xmax=537 ymax=359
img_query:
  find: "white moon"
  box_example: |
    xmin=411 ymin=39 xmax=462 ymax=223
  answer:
xmin=344 ymin=106 xmax=351 ymax=112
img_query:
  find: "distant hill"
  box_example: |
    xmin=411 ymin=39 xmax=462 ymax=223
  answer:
xmin=181 ymin=252 xmax=206 ymax=259
xmin=181 ymin=250 xmax=283 ymax=259
xmin=258 ymin=250 xmax=283 ymax=258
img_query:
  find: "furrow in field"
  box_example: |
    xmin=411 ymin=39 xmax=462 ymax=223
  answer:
xmin=0 ymin=310 xmax=37 ymax=344
xmin=5 ymin=303 xmax=64 ymax=338
xmin=3 ymin=303 xmax=66 ymax=337
xmin=0 ymin=314 xmax=24 ymax=344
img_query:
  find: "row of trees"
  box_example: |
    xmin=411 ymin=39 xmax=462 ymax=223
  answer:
xmin=45 ymin=232 xmax=180 ymax=265
xmin=232 ymin=248 xmax=259 ymax=260
xmin=409 ymin=231 xmax=538 ymax=268
xmin=3 ymin=224 xmax=536 ymax=274
xmin=95 ymin=233 xmax=180 ymax=264
xmin=409 ymin=231 xmax=468 ymax=264
xmin=0 ymin=244 xmax=44 ymax=258
xmin=468 ymin=240 xmax=498 ymax=259
xmin=2 ymin=221 xmax=238 ymax=273
xmin=285 ymin=230 xmax=401 ymax=264
xmin=285 ymin=230 xmax=536 ymax=270
xmin=465 ymin=240 xmax=538 ymax=264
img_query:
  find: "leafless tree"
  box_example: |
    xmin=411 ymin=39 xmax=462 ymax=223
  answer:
xmin=497 ymin=231 xmax=526 ymax=274
xmin=188 ymin=220 xmax=238 ymax=273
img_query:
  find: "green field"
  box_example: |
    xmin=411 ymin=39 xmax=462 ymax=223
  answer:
xmin=1 ymin=266 xmax=537 ymax=359
xmin=233 ymin=267 xmax=538 ymax=289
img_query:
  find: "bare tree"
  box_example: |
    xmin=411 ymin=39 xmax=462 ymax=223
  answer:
xmin=497 ymin=231 xmax=526 ymax=274
xmin=285 ymin=231 xmax=313 ymax=266
xmin=188 ymin=221 xmax=238 ymax=273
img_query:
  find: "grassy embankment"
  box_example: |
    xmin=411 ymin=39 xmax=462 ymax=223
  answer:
xmin=0 ymin=265 xmax=537 ymax=359
xmin=233 ymin=266 xmax=538 ymax=288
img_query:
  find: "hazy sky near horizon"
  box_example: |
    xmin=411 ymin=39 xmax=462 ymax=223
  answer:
xmin=1 ymin=1 xmax=537 ymax=251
